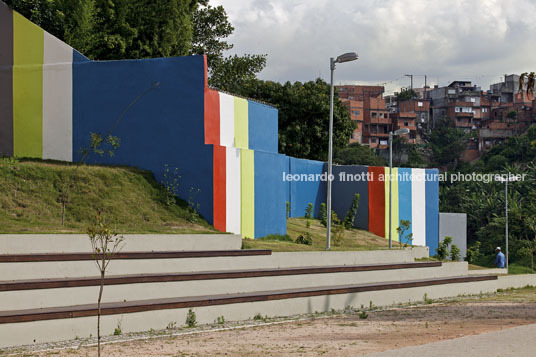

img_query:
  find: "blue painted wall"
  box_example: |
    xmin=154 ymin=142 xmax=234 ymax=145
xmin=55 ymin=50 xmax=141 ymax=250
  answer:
xmin=248 ymin=100 xmax=278 ymax=154
xmin=398 ymin=167 xmax=412 ymax=240
xmin=72 ymin=55 xmax=215 ymax=223
xmin=288 ymin=158 xmax=326 ymax=218
xmin=425 ymin=168 xmax=439 ymax=253
xmin=254 ymin=151 xmax=287 ymax=237
xmin=331 ymin=165 xmax=369 ymax=230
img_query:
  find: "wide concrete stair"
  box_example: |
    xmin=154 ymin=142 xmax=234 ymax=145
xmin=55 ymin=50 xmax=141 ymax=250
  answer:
xmin=0 ymin=234 xmax=513 ymax=348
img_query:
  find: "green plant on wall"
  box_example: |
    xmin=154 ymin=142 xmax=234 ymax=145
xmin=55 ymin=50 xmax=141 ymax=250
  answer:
xmin=343 ymin=193 xmax=360 ymax=229
xmin=396 ymin=219 xmax=413 ymax=249
xmin=331 ymin=212 xmax=345 ymax=247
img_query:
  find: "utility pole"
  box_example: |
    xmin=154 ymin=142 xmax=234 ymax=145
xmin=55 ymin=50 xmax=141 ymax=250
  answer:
xmin=405 ymin=74 xmax=413 ymax=96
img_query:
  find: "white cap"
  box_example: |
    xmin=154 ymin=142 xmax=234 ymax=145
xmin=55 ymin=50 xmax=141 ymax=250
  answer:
xmin=496 ymin=247 xmax=501 ymax=251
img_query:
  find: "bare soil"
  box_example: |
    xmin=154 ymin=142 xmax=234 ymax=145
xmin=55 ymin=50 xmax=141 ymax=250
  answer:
xmin=31 ymin=288 xmax=536 ymax=357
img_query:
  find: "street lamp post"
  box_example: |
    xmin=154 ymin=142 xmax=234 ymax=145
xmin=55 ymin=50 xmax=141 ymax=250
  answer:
xmin=498 ymin=175 xmax=519 ymax=271
xmin=326 ymin=52 xmax=358 ymax=251
xmin=388 ymin=128 xmax=410 ymax=249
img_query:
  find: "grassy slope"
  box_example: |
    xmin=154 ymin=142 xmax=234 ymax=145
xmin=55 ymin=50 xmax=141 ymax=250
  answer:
xmin=242 ymin=217 xmax=392 ymax=252
xmin=0 ymin=159 xmax=215 ymax=233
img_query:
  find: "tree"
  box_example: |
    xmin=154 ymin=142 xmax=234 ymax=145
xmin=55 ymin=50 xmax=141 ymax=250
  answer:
xmin=519 ymin=72 xmax=535 ymax=96
xmin=396 ymin=219 xmax=413 ymax=249
xmin=395 ymin=88 xmax=417 ymax=101
xmin=343 ymin=194 xmax=360 ymax=229
xmin=428 ymin=116 xmax=467 ymax=169
xmin=208 ymin=54 xmax=267 ymax=94
xmin=237 ymin=79 xmax=355 ymax=161
xmin=334 ymin=143 xmax=385 ymax=166
xmin=87 ymin=212 xmax=125 ymax=357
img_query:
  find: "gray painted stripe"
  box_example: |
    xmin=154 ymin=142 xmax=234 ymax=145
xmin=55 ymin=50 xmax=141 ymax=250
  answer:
xmin=0 ymin=2 xmax=13 ymax=157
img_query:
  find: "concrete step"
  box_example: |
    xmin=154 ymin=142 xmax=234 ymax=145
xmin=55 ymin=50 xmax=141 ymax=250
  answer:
xmin=0 ymin=262 xmax=470 ymax=310
xmin=0 ymin=249 xmax=429 ymax=280
xmin=0 ymin=275 xmax=497 ymax=348
xmin=0 ymin=234 xmax=243 ymax=254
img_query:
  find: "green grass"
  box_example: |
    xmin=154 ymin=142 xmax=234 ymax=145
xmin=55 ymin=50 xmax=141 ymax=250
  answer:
xmin=242 ymin=217 xmax=392 ymax=252
xmin=0 ymin=158 xmax=216 ymax=233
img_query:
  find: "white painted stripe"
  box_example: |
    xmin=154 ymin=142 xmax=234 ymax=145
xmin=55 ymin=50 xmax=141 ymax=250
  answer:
xmin=411 ymin=168 xmax=426 ymax=246
xmin=219 ymin=92 xmax=235 ymax=148
xmin=225 ymin=147 xmax=241 ymax=234
xmin=43 ymin=32 xmax=72 ymax=162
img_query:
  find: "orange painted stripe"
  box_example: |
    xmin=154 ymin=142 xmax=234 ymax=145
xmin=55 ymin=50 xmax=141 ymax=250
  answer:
xmin=213 ymin=145 xmax=226 ymax=231
xmin=204 ymin=89 xmax=220 ymax=145
xmin=368 ymin=166 xmax=385 ymax=238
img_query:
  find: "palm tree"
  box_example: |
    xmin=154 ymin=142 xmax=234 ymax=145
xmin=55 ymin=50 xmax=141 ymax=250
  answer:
xmin=519 ymin=72 xmax=527 ymax=93
xmin=527 ymin=72 xmax=535 ymax=96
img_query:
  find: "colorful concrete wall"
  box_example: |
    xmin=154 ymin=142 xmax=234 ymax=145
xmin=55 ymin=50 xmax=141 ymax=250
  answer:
xmin=0 ymin=5 xmax=440 ymax=246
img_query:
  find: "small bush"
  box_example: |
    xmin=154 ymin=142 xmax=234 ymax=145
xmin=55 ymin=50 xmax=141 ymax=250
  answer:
xmin=305 ymin=203 xmax=314 ymax=219
xmin=216 ymin=316 xmax=225 ymax=325
xmin=253 ymin=313 xmax=263 ymax=320
xmin=295 ymin=232 xmax=313 ymax=245
xmin=186 ymin=308 xmax=197 ymax=328
xmin=286 ymin=201 xmax=290 ymax=219
xmin=343 ymin=194 xmax=360 ymax=229
xmin=450 ymin=244 xmax=461 ymax=261
xmin=359 ymin=311 xmax=368 ymax=319
xmin=331 ymin=212 xmax=345 ymax=247
xmin=435 ymin=236 xmax=452 ymax=261
xmin=465 ymin=241 xmax=481 ymax=264
xmin=319 ymin=203 xmax=327 ymax=227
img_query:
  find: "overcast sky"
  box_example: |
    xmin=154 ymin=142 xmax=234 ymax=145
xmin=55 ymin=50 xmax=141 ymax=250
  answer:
xmin=211 ymin=0 xmax=536 ymax=95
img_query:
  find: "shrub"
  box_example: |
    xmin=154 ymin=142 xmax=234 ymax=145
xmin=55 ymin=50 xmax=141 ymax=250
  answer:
xmin=286 ymin=201 xmax=290 ymax=219
xmin=450 ymin=244 xmax=461 ymax=261
xmin=305 ymin=203 xmax=313 ymax=219
xmin=331 ymin=212 xmax=345 ymax=247
xmin=319 ymin=203 xmax=327 ymax=227
xmin=343 ymin=194 xmax=360 ymax=229
xmin=295 ymin=232 xmax=313 ymax=245
xmin=186 ymin=309 xmax=197 ymax=328
xmin=436 ymin=236 xmax=452 ymax=261
xmin=465 ymin=241 xmax=481 ymax=264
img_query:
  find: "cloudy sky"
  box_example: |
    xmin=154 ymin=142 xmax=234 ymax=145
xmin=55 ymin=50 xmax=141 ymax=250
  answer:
xmin=211 ymin=0 xmax=536 ymax=94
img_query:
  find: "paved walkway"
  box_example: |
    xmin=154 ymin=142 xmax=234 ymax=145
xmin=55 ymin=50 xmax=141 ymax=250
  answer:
xmin=368 ymin=323 xmax=536 ymax=357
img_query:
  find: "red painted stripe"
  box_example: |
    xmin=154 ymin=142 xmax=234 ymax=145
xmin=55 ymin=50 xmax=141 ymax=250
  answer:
xmin=213 ymin=145 xmax=226 ymax=231
xmin=204 ymin=89 xmax=220 ymax=145
xmin=368 ymin=166 xmax=385 ymax=238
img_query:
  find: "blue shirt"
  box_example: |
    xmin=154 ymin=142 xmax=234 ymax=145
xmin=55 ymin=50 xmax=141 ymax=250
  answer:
xmin=495 ymin=252 xmax=505 ymax=268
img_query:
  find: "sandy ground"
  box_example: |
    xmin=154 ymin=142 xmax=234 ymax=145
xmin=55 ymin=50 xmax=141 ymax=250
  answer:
xmin=9 ymin=288 xmax=536 ymax=357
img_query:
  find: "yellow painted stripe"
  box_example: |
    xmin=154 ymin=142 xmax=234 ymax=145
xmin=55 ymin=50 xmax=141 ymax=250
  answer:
xmin=13 ymin=12 xmax=43 ymax=158
xmin=234 ymin=97 xmax=248 ymax=149
xmin=384 ymin=167 xmax=399 ymax=241
xmin=240 ymin=148 xmax=255 ymax=239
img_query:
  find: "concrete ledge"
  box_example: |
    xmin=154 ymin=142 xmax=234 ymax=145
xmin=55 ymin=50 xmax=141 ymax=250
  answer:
xmin=469 ymin=268 xmax=508 ymax=275
xmin=0 ymin=275 xmax=497 ymax=348
xmin=497 ymin=274 xmax=536 ymax=288
xmin=0 ymin=234 xmax=242 ymax=254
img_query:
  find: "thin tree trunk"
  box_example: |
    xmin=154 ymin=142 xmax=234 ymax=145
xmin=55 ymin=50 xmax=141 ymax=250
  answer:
xmin=98 ymin=259 xmax=105 ymax=357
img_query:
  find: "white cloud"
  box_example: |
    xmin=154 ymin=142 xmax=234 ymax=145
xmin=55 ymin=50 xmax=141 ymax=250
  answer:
xmin=211 ymin=0 xmax=536 ymax=91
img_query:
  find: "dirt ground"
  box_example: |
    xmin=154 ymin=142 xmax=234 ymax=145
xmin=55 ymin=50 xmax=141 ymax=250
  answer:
xmin=19 ymin=288 xmax=536 ymax=356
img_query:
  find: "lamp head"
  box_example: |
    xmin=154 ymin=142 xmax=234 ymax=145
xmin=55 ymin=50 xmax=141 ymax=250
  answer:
xmin=335 ymin=52 xmax=359 ymax=63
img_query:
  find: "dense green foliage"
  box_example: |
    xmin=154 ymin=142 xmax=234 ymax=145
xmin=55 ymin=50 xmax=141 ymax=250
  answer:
xmin=441 ymin=125 xmax=536 ymax=268
xmin=0 ymin=158 xmax=213 ymax=233
xmin=5 ymin=0 xmax=266 ymax=86
xmin=334 ymin=143 xmax=385 ymax=166
xmin=236 ymin=79 xmax=355 ymax=161
xmin=427 ymin=116 xmax=467 ymax=169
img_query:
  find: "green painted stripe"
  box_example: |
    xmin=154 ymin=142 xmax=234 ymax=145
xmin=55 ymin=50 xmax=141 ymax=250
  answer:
xmin=240 ymin=148 xmax=255 ymax=239
xmin=234 ymin=97 xmax=248 ymax=149
xmin=13 ymin=12 xmax=43 ymax=158
xmin=384 ymin=167 xmax=399 ymax=241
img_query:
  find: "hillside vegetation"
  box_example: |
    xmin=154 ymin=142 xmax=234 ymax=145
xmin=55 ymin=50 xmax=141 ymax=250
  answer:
xmin=242 ymin=218 xmax=392 ymax=252
xmin=0 ymin=158 xmax=215 ymax=234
